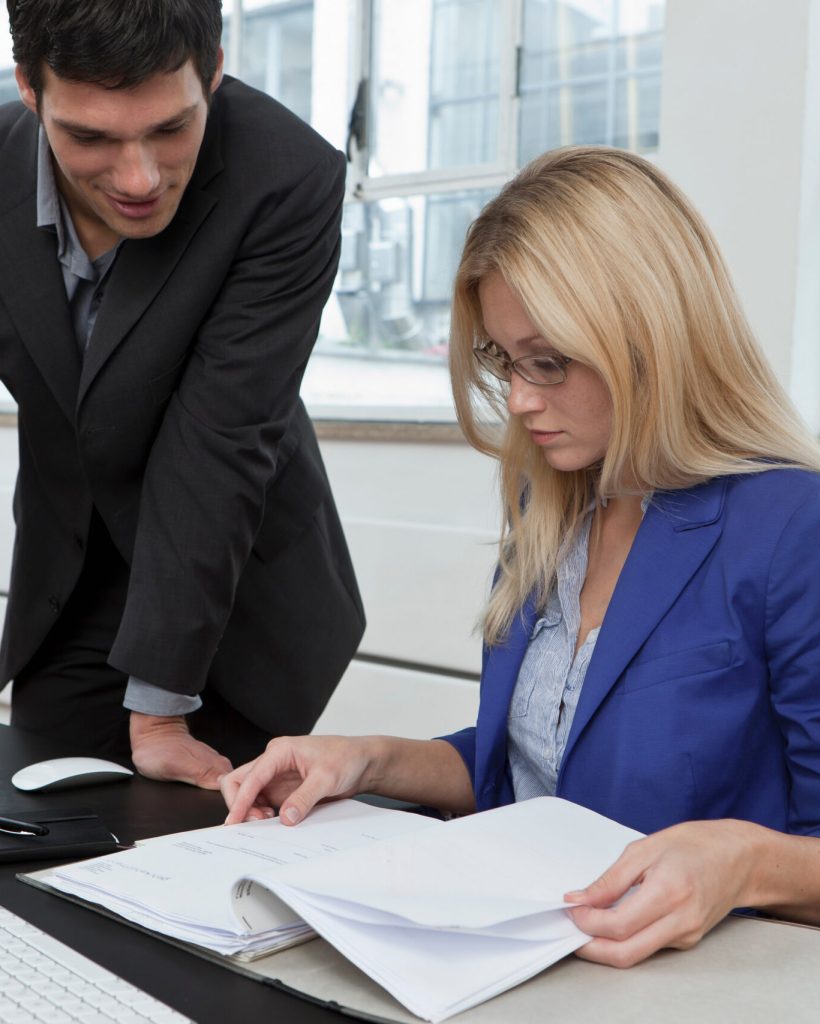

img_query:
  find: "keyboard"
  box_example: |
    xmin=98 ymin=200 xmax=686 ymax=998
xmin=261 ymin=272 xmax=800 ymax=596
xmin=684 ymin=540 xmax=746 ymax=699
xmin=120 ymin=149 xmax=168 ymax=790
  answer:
xmin=0 ymin=906 xmax=193 ymax=1023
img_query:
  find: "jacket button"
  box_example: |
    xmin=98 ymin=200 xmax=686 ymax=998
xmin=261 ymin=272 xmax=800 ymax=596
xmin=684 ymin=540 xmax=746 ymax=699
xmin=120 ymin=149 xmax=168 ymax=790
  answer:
xmin=48 ymin=595 xmax=61 ymax=614
xmin=74 ymin=534 xmax=85 ymax=551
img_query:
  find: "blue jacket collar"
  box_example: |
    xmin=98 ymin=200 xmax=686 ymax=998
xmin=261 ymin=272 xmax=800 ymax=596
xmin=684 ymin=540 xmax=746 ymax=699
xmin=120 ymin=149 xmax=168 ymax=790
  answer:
xmin=474 ymin=476 xmax=728 ymax=804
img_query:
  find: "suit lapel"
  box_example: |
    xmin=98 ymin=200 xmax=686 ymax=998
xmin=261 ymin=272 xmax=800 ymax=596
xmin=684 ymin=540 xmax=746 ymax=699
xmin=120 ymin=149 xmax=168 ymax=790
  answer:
xmin=0 ymin=92 xmax=228 ymax=418
xmin=78 ymin=186 xmax=218 ymax=405
xmin=0 ymin=116 xmax=80 ymax=427
xmin=77 ymin=100 xmax=225 ymax=406
xmin=560 ymin=477 xmax=727 ymax=766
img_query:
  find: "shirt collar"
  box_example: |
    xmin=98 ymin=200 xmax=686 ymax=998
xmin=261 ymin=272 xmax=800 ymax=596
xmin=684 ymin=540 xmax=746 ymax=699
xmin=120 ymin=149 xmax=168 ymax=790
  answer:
xmin=597 ymin=492 xmax=653 ymax=513
xmin=36 ymin=127 xmax=119 ymax=281
xmin=36 ymin=126 xmax=63 ymax=237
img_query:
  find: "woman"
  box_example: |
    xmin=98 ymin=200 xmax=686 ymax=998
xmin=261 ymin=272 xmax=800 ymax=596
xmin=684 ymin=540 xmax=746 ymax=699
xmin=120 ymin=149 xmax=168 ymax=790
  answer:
xmin=221 ymin=147 xmax=820 ymax=966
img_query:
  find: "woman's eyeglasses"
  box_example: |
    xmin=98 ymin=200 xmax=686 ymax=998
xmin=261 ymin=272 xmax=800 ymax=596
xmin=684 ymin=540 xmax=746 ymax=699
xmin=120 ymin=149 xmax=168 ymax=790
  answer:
xmin=473 ymin=341 xmax=572 ymax=386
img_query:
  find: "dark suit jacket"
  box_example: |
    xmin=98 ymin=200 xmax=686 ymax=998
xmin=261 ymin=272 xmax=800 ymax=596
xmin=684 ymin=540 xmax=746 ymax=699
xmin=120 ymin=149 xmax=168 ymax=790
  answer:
xmin=0 ymin=76 xmax=365 ymax=734
xmin=444 ymin=470 xmax=820 ymax=837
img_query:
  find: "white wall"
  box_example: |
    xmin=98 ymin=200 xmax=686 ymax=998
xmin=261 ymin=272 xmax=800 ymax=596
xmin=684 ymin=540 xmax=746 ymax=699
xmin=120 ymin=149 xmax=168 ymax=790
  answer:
xmin=316 ymin=437 xmax=497 ymax=671
xmin=660 ymin=0 xmax=820 ymax=430
xmin=312 ymin=435 xmax=493 ymax=737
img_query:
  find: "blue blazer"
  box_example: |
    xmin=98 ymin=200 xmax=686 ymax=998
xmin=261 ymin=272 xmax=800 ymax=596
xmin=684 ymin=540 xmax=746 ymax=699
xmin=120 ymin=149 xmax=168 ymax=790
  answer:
xmin=443 ymin=470 xmax=820 ymax=837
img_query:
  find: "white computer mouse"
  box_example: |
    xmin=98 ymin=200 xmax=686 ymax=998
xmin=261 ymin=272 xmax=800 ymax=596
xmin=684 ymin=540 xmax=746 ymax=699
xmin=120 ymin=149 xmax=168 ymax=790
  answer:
xmin=11 ymin=756 xmax=134 ymax=792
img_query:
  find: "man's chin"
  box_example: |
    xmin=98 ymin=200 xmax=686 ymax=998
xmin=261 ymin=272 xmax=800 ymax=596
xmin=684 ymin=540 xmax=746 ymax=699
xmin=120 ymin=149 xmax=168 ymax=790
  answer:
xmin=102 ymin=209 xmax=177 ymax=242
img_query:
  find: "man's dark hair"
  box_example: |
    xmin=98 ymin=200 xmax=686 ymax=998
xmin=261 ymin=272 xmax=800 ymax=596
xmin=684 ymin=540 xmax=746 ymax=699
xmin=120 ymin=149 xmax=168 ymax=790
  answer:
xmin=7 ymin=0 xmax=223 ymax=95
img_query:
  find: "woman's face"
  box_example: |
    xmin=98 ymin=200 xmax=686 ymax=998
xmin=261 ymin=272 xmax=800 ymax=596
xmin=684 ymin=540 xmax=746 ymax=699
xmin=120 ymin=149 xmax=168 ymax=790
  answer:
xmin=478 ymin=273 xmax=613 ymax=472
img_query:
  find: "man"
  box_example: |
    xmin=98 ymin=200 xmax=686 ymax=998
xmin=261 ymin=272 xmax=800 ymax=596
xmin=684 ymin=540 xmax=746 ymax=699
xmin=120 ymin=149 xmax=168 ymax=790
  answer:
xmin=0 ymin=0 xmax=365 ymax=787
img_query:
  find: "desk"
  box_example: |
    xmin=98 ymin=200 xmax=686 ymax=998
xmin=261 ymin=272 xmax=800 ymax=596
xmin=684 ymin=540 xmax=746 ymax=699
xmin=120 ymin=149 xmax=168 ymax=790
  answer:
xmin=0 ymin=724 xmax=335 ymax=1023
xmin=2 ymin=723 xmax=820 ymax=1024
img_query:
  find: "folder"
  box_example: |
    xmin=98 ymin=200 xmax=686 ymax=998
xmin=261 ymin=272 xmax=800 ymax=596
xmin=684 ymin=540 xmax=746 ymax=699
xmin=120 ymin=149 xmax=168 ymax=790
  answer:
xmin=0 ymin=807 xmax=121 ymax=862
xmin=20 ymin=798 xmax=641 ymax=1020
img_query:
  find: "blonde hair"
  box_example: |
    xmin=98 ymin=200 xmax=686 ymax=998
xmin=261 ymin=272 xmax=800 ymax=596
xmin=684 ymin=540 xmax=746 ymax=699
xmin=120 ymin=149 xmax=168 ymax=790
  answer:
xmin=450 ymin=146 xmax=820 ymax=644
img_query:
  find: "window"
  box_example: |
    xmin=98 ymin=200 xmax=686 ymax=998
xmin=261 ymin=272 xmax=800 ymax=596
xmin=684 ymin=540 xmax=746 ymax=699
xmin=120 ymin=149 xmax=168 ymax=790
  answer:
xmin=0 ymin=1 xmax=666 ymax=419
xmin=283 ymin=0 xmax=666 ymax=419
xmin=519 ymin=0 xmax=664 ymax=161
xmin=0 ymin=10 xmax=15 ymax=106
xmin=366 ymin=0 xmax=506 ymax=179
xmin=224 ymin=0 xmax=314 ymax=124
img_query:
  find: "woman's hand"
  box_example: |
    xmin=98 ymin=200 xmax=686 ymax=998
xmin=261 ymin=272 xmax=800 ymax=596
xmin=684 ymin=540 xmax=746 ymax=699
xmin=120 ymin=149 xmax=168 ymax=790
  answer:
xmin=564 ymin=819 xmax=761 ymax=967
xmin=220 ymin=735 xmax=475 ymax=826
xmin=220 ymin=735 xmax=379 ymax=825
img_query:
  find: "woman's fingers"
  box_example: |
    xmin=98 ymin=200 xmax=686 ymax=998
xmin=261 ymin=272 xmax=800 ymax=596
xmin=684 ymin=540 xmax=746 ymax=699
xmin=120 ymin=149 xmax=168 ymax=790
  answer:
xmin=565 ymin=839 xmax=649 ymax=908
xmin=221 ymin=736 xmax=375 ymax=825
xmin=574 ymin=912 xmax=695 ymax=968
xmin=222 ymin=745 xmax=294 ymax=823
xmin=564 ymin=821 xmax=757 ymax=966
xmin=278 ymin=767 xmax=340 ymax=824
xmin=568 ymin=867 xmax=698 ymax=962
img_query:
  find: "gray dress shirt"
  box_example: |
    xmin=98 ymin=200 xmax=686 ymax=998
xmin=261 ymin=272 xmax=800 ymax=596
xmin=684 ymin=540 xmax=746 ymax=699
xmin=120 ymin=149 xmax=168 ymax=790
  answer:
xmin=36 ymin=130 xmax=200 ymax=717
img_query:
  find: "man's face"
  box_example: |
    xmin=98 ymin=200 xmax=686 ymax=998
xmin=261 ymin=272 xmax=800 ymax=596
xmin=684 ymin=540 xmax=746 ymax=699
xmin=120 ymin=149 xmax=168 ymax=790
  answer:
xmin=16 ymin=55 xmax=223 ymax=257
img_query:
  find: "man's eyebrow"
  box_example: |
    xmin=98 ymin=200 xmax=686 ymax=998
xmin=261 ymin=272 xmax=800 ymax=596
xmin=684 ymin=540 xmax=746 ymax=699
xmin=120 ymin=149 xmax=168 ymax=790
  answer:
xmin=52 ymin=104 xmax=201 ymax=137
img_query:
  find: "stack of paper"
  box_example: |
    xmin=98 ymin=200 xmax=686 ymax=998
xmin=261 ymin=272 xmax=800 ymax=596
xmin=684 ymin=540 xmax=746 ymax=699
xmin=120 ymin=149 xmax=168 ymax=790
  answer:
xmin=46 ymin=797 xmax=642 ymax=1021
xmin=51 ymin=801 xmax=434 ymax=958
xmin=259 ymin=799 xmax=642 ymax=1020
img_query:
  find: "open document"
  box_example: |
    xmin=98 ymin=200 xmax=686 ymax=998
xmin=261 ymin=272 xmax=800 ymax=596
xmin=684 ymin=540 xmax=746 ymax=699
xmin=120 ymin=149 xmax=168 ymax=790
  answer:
xmin=37 ymin=797 xmax=642 ymax=1022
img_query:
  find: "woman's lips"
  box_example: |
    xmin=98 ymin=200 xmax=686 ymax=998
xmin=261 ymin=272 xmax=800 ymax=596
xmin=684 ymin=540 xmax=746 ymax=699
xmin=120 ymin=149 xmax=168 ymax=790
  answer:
xmin=528 ymin=429 xmax=564 ymax=445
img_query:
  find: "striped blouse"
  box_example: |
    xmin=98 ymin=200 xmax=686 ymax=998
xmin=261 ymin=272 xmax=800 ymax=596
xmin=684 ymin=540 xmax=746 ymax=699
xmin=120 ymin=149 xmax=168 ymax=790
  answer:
xmin=507 ymin=496 xmax=650 ymax=799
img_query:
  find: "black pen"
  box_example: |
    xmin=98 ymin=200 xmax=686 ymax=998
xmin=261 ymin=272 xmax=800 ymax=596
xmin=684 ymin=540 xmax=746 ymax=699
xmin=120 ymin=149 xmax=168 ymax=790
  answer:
xmin=0 ymin=815 xmax=49 ymax=837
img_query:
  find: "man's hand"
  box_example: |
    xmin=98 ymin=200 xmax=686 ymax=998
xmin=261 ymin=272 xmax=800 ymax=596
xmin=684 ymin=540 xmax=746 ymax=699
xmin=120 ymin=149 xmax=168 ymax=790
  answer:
xmin=129 ymin=712 xmax=233 ymax=789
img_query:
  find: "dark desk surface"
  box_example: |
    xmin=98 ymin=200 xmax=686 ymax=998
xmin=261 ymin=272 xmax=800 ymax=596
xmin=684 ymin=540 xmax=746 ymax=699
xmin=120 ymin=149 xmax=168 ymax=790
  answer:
xmin=0 ymin=723 xmax=340 ymax=1024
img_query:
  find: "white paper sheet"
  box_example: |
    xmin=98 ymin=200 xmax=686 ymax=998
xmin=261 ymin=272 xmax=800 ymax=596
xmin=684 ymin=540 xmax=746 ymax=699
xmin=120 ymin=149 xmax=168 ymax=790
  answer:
xmin=46 ymin=796 xmax=642 ymax=1021
xmin=267 ymin=798 xmax=642 ymax=928
xmin=254 ymin=798 xmax=642 ymax=1021
xmin=52 ymin=800 xmax=437 ymax=953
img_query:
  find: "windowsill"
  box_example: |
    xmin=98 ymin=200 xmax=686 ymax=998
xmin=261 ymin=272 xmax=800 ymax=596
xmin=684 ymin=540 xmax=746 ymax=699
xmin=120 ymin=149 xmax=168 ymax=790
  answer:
xmin=302 ymin=351 xmax=457 ymax=424
xmin=0 ymin=353 xmax=466 ymax=438
xmin=313 ymin=420 xmax=466 ymax=442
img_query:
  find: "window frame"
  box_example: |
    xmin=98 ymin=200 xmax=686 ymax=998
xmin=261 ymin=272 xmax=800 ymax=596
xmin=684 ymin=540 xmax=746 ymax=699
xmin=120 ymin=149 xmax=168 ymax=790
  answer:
xmin=346 ymin=0 xmax=524 ymax=204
